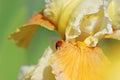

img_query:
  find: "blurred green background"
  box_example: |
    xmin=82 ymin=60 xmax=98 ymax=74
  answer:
xmin=0 ymin=0 xmax=60 ymax=80
xmin=0 ymin=0 xmax=120 ymax=80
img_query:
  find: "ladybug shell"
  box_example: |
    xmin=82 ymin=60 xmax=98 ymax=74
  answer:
xmin=56 ymin=40 xmax=63 ymax=49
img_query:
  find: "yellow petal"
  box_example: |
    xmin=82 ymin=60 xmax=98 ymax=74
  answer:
xmin=44 ymin=0 xmax=114 ymax=47
xmin=51 ymin=41 xmax=110 ymax=80
xmin=18 ymin=66 xmax=35 ymax=80
xmin=69 ymin=8 xmax=113 ymax=47
xmin=107 ymin=0 xmax=120 ymax=29
xmin=18 ymin=47 xmax=55 ymax=80
xmin=44 ymin=0 xmax=71 ymax=25
xmin=105 ymin=29 xmax=120 ymax=40
xmin=65 ymin=0 xmax=103 ymax=40
xmin=44 ymin=0 xmax=104 ymax=39
xmin=31 ymin=47 xmax=55 ymax=80
xmin=57 ymin=0 xmax=82 ymax=38
xmin=44 ymin=0 xmax=82 ymax=38
xmin=107 ymin=61 xmax=120 ymax=80
xmin=9 ymin=12 xmax=55 ymax=48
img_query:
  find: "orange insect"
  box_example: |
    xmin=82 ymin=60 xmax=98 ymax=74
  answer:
xmin=56 ymin=40 xmax=63 ymax=49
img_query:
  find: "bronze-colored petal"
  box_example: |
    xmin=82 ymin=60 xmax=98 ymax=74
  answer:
xmin=51 ymin=42 xmax=110 ymax=80
xmin=9 ymin=12 xmax=56 ymax=48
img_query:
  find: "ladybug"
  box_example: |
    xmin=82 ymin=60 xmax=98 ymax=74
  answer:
xmin=56 ymin=40 xmax=63 ymax=49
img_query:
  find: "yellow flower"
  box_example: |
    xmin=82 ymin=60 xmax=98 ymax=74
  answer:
xmin=9 ymin=0 xmax=120 ymax=48
xmin=9 ymin=0 xmax=120 ymax=80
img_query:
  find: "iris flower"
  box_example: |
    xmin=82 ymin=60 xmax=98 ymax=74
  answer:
xmin=9 ymin=0 xmax=120 ymax=80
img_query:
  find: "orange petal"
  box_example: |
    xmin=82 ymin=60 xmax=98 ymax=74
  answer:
xmin=9 ymin=12 xmax=56 ymax=48
xmin=51 ymin=42 xmax=110 ymax=80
